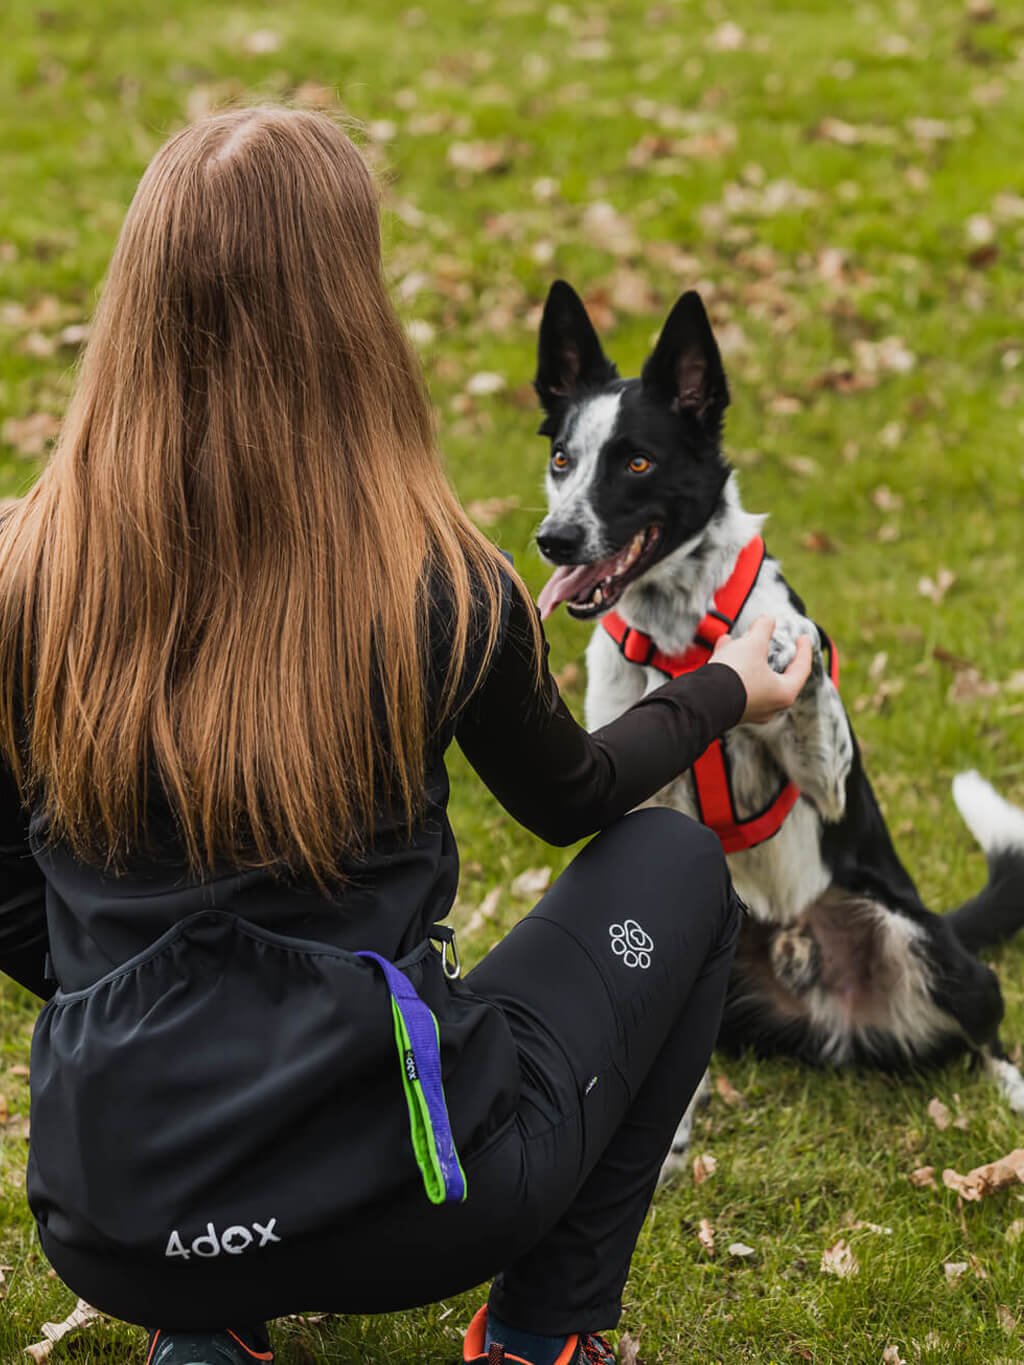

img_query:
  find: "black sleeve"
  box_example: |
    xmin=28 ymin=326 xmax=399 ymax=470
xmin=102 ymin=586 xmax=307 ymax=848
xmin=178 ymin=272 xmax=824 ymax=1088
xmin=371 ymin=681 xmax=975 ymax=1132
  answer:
xmin=0 ymin=761 xmax=51 ymax=999
xmin=454 ymin=587 xmax=747 ymax=846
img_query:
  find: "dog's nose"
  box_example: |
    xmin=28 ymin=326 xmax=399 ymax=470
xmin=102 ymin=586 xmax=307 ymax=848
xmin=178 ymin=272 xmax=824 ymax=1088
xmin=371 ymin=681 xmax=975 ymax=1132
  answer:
xmin=537 ymin=523 xmax=584 ymax=564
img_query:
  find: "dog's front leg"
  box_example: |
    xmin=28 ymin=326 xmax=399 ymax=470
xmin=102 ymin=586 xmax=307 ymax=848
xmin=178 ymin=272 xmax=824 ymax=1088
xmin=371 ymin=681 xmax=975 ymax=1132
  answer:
xmin=584 ymin=626 xmax=650 ymax=730
xmin=757 ymin=620 xmax=853 ymax=825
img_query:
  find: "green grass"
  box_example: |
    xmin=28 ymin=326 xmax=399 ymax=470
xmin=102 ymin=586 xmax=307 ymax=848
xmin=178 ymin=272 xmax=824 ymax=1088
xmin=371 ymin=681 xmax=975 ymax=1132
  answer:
xmin=3 ymin=0 xmax=1024 ymax=1359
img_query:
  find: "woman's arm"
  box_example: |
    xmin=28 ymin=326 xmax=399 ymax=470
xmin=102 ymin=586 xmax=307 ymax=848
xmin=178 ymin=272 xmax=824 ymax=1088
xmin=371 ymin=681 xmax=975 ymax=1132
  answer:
xmin=455 ymin=588 xmax=747 ymax=846
xmin=0 ymin=763 xmax=51 ymax=999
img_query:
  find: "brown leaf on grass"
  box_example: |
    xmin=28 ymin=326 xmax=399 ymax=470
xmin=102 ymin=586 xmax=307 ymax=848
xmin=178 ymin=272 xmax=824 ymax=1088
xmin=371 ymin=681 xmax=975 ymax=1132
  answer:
xmin=25 ymin=1299 xmax=103 ymax=1361
xmin=1005 ymin=1218 xmax=1024 ymax=1243
xmin=943 ymin=1260 xmax=968 ymax=1284
xmin=2 ymin=1114 xmax=30 ymax=1140
xmin=10 ymin=1065 xmax=28 ymax=1079
xmin=917 ymin=569 xmax=956 ymax=605
xmin=292 ymin=82 xmax=339 ymax=110
xmin=714 ymin=1073 xmax=746 ymax=1107
xmin=882 ymin=1348 xmax=908 ymax=1365
xmin=607 ymin=268 xmax=657 ymax=315
xmin=241 ymin=29 xmax=281 ymax=55
xmin=554 ymin=661 xmax=580 ymax=691
xmin=510 ymin=867 xmax=552 ymax=900
xmin=948 ymin=668 xmax=999 ymax=704
xmin=927 ymin=1097 xmax=952 ymax=1130
xmin=580 ymin=202 xmax=637 ymax=257
xmin=618 ymin=1333 xmax=642 ymax=1365
xmin=465 ymin=372 xmax=506 ymax=398
xmin=692 ymin=1152 xmax=717 ymax=1185
xmin=1 ymin=413 xmax=60 ymax=458
xmin=464 ymin=887 xmax=501 ymax=937
xmin=820 ymin=1238 xmax=858 ymax=1277
xmin=0 ymin=1095 xmax=7 ymax=1125
xmin=466 ymin=496 xmax=520 ymax=527
xmin=942 ymin=1149 xmax=1024 ymax=1201
xmin=447 ymin=141 xmax=512 ymax=175
xmin=997 ymin=1305 xmax=1017 ymax=1335
xmin=801 ymin=531 xmax=837 ymax=555
xmin=697 ymin=1217 xmax=716 ymax=1256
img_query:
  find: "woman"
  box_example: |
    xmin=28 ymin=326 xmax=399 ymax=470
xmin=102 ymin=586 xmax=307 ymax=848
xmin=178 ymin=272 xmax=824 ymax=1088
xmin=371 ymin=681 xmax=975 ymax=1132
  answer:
xmin=0 ymin=106 xmax=810 ymax=1365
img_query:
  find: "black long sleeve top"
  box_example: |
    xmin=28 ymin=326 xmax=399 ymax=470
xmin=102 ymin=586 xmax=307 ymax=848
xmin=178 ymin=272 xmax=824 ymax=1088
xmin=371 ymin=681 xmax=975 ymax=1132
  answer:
xmin=455 ymin=587 xmax=747 ymax=846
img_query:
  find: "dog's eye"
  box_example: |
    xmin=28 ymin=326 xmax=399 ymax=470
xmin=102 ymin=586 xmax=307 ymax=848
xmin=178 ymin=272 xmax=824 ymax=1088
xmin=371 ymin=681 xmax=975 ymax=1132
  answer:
xmin=628 ymin=455 xmax=652 ymax=474
xmin=551 ymin=448 xmax=570 ymax=472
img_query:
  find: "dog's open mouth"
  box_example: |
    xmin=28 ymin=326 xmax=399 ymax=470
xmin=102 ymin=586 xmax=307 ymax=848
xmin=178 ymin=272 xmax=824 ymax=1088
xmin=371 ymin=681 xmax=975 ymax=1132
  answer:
xmin=537 ymin=525 xmax=662 ymax=620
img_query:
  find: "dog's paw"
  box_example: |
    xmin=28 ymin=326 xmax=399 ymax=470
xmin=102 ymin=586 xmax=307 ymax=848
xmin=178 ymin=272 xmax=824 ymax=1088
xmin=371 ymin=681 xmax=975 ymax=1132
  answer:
xmin=767 ymin=624 xmax=798 ymax=674
xmin=770 ymin=926 xmax=822 ymax=994
xmin=767 ymin=622 xmax=822 ymax=680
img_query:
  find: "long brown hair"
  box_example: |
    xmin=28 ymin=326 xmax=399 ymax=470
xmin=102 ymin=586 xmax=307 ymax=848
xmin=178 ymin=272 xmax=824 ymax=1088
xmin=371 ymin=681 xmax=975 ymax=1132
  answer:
xmin=0 ymin=105 xmax=533 ymax=885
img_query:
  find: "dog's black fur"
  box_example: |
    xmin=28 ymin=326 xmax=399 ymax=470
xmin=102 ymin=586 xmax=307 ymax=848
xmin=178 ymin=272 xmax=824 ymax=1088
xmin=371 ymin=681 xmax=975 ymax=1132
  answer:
xmin=533 ymin=280 xmax=1024 ymax=1121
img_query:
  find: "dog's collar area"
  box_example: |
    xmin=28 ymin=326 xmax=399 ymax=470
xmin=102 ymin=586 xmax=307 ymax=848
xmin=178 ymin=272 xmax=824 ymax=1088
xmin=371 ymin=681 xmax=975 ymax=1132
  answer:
xmin=602 ymin=535 xmax=840 ymax=854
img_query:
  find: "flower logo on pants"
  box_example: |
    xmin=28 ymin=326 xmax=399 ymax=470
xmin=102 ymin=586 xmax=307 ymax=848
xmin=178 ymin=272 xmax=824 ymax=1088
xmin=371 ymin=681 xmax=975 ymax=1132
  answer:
xmin=609 ymin=918 xmax=654 ymax=970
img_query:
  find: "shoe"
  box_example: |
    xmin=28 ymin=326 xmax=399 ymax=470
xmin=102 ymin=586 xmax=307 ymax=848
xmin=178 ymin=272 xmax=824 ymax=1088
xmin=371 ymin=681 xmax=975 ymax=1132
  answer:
xmin=463 ymin=1307 xmax=615 ymax=1364
xmin=146 ymin=1328 xmax=273 ymax=1364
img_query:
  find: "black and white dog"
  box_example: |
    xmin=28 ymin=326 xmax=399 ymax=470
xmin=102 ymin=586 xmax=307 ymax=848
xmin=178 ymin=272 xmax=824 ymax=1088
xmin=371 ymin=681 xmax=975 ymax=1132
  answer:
xmin=533 ymin=280 xmax=1024 ymax=1141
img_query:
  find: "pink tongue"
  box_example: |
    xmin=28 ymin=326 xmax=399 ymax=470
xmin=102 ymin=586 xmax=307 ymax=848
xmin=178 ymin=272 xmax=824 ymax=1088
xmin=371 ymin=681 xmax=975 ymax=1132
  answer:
xmin=537 ymin=560 xmax=610 ymax=620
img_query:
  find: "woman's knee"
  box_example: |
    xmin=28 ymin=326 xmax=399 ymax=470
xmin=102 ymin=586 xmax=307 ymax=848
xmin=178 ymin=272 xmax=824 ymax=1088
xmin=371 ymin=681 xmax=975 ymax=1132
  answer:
xmin=590 ymin=808 xmax=735 ymax=930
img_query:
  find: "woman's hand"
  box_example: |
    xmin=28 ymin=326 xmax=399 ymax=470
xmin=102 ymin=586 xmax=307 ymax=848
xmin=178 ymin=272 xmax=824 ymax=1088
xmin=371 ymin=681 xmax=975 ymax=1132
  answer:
xmin=712 ymin=616 xmax=813 ymax=725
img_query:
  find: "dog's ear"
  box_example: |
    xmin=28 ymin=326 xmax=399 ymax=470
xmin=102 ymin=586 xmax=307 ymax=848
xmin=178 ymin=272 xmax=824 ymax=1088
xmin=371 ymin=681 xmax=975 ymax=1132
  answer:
xmin=535 ymin=281 xmax=618 ymax=434
xmin=641 ymin=291 xmax=729 ymax=439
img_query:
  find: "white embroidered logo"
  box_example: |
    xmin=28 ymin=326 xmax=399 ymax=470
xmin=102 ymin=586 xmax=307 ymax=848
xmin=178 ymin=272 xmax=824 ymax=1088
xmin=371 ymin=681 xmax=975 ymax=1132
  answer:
xmin=164 ymin=1218 xmax=281 ymax=1260
xmin=609 ymin=919 xmax=654 ymax=969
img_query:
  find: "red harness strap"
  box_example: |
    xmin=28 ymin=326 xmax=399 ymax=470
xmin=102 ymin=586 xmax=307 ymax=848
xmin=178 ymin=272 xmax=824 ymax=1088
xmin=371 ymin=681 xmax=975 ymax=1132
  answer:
xmin=602 ymin=535 xmax=840 ymax=855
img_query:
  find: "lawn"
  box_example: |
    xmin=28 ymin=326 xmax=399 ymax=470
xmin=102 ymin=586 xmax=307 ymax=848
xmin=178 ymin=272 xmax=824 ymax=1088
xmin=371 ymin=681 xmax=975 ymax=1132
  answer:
xmin=2 ymin=0 xmax=1024 ymax=1360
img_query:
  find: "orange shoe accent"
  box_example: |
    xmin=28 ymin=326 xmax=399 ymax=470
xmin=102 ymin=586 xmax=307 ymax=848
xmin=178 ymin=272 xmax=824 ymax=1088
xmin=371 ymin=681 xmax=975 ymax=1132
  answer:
xmin=226 ymin=1329 xmax=274 ymax=1361
xmin=552 ymin=1334 xmax=582 ymax=1365
xmin=462 ymin=1306 xmax=571 ymax=1364
xmin=145 ymin=1330 xmax=161 ymax=1365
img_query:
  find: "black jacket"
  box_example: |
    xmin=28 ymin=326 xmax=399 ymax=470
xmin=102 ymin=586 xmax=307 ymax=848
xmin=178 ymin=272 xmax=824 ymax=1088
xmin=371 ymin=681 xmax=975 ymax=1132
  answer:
xmin=9 ymin=577 xmax=744 ymax=1291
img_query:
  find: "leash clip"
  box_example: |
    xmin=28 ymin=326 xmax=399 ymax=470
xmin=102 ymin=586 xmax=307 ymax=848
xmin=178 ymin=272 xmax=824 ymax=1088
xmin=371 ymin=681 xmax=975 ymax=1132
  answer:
xmin=431 ymin=924 xmax=462 ymax=980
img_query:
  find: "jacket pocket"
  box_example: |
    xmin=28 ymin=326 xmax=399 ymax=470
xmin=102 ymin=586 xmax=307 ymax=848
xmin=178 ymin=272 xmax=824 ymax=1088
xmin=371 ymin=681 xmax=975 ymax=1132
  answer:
xmin=27 ymin=911 xmax=511 ymax=1266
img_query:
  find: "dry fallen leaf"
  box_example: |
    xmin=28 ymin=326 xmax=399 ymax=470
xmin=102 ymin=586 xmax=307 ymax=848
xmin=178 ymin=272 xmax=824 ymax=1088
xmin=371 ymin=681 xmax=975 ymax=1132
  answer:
xmin=241 ymin=28 xmax=281 ymax=55
xmin=465 ymin=371 xmax=506 ymax=397
xmin=463 ymin=886 xmax=501 ymax=937
xmin=714 ymin=1073 xmax=746 ymax=1107
xmin=0 ymin=1095 xmax=7 ymax=1125
xmin=698 ymin=1217 xmax=715 ymax=1256
xmin=618 ymin=1333 xmax=642 ymax=1365
xmin=943 ymin=1260 xmax=968 ymax=1284
xmin=927 ymin=1097 xmax=952 ymax=1130
xmin=466 ymin=495 xmax=519 ymax=526
xmin=882 ymin=1348 xmax=908 ymax=1365
xmin=997 ymin=1305 xmax=1017 ymax=1335
xmin=1 ymin=413 xmax=60 ymax=459
xmin=909 ymin=1165 xmax=938 ymax=1189
xmin=801 ymin=531 xmax=837 ymax=555
xmin=1005 ymin=1218 xmax=1024 ymax=1243
xmin=820 ymin=1238 xmax=859 ymax=1277
xmin=692 ymin=1153 xmax=717 ymax=1185
xmin=25 ymin=1300 xmax=103 ymax=1361
xmin=917 ymin=569 xmax=956 ymax=606
xmin=728 ymin=1241 xmax=755 ymax=1258
xmin=10 ymin=1065 xmax=29 ymax=1079
xmin=554 ymin=661 xmax=580 ymax=691
xmin=447 ymin=141 xmax=511 ymax=175
xmin=942 ymin=1149 xmax=1024 ymax=1201
xmin=510 ymin=867 xmax=552 ymax=900
xmin=948 ymin=668 xmax=999 ymax=704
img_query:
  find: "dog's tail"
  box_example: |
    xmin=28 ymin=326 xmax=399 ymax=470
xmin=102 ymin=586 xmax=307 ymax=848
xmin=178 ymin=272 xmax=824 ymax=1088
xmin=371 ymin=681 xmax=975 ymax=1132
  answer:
xmin=946 ymin=770 xmax=1024 ymax=952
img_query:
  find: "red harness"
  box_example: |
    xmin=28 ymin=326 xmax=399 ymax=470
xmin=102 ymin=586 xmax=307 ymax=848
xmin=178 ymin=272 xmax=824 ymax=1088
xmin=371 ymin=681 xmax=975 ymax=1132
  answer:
xmin=602 ymin=535 xmax=840 ymax=854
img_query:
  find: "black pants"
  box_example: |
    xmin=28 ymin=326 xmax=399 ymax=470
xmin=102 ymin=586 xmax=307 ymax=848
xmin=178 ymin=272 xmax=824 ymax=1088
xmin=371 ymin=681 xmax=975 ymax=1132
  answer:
xmin=5 ymin=809 xmax=739 ymax=1335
